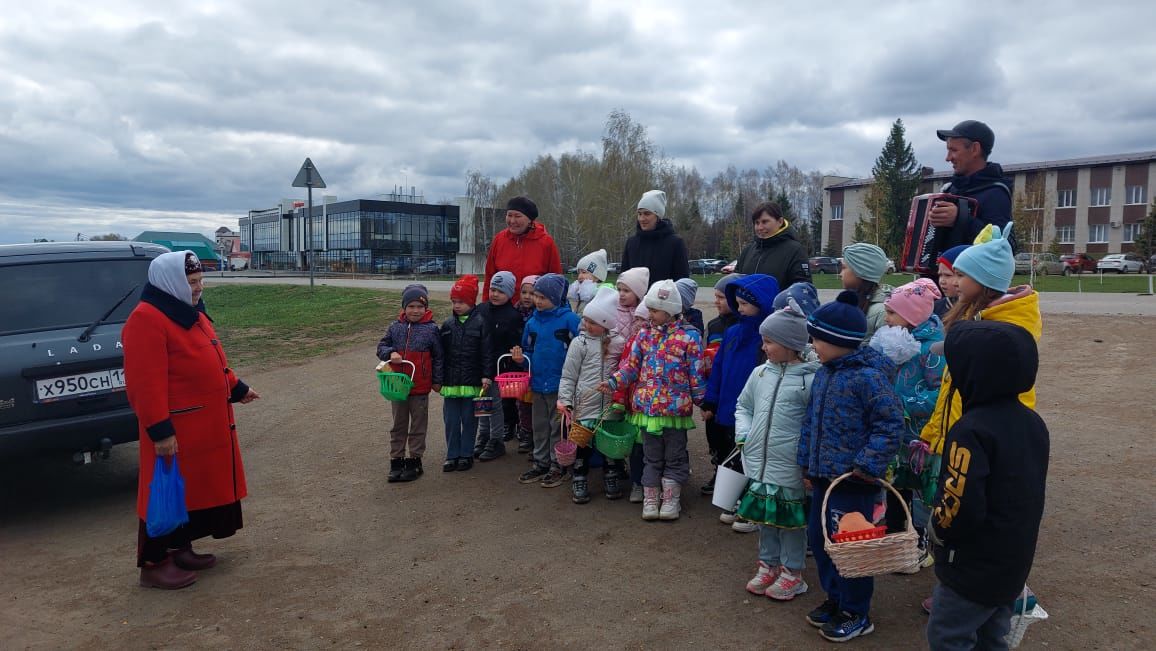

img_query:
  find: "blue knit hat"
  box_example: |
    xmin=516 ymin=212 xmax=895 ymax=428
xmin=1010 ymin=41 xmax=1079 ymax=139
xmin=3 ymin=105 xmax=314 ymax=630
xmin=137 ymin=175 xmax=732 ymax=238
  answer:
xmin=674 ymin=277 xmax=698 ymax=309
xmin=533 ymin=273 xmax=568 ymax=308
xmin=773 ymin=282 xmax=821 ymax=316
xmin=842 ymin=242 xmax=890 ymax=283
xmin=807 ymin=290 xmax=868 ymax=349
xmin=937 ymin=245 xmax=969 ymax=270
xmin=952 ymin=222 xmax=1015 ymax=293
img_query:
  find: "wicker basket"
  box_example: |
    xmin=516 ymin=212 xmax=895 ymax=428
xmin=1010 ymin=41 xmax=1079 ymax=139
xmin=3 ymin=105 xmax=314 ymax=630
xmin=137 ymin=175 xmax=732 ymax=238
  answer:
xmin=569 ymin=421 xmax=594 ymax=447
xmin=376 ymin=360 xmax=415 ymax=402
xmin=821 ymin=472 xmax=921 ymax=578
xmin=495 ymin=354 xmax=531 ymax=399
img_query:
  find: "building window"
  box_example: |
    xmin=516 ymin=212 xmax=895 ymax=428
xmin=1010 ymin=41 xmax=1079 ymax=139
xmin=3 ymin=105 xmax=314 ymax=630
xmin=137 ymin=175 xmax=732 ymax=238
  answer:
xmin=1090 ymin=187 xmax=1111 ymax=206
xmin=1127 ymin=185 xmax=1146 ymax=205
xmin=1088 ymin=224 xmax=1109 ymax=243
xmin=1057 ymin=189 xmax=1075 ymax=208
xmin=831 ymin=204 xmax=843 ymax=221
xmin=1123 ymin=223 xmax=1142 ymax=243
xmin=1056 ymin=225 xmax=1075 ymax=243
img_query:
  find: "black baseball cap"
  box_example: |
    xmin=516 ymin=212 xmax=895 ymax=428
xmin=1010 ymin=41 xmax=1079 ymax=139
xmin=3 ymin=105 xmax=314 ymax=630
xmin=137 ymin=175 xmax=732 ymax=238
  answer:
xmin=937 ymin=120 xmax=995 ymax=154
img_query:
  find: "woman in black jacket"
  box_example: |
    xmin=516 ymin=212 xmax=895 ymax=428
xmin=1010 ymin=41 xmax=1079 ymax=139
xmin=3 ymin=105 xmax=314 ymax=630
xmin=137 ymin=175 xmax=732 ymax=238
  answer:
xmin=439 ymin=275 xmax=494 ymax=471
xmin=620 ymin=189 xmax=690 ymax=285
xmin=734 ymin=202 xmax=811 ymax=290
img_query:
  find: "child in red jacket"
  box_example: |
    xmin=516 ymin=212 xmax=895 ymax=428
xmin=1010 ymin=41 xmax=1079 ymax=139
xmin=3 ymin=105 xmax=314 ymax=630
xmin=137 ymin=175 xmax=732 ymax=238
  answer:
xmin=377 ymin=284 xmax=443 ymax=482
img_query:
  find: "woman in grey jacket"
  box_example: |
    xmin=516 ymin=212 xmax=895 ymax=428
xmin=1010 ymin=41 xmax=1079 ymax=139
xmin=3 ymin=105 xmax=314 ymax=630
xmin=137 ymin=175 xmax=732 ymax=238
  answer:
xmin=557 ymin=287 xmax=626 ymax=503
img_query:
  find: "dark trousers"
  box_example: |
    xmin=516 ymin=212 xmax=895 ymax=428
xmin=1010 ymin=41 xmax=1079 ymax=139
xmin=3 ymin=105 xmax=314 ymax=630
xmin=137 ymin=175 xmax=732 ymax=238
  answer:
xmin=926 ymin=582 xmax=1013 ymax=650
xmin=574 ymin=445 xmax=624 ymax=477
xmin=807 ymin=479 xmax=878 ymax=616
xmin=705 ymin=419 xmax=740 ymax=470
xmin=629 ymin=443 xmax=644 ymax=485
xmin=885 ymin=487 xmax=922 ymax=535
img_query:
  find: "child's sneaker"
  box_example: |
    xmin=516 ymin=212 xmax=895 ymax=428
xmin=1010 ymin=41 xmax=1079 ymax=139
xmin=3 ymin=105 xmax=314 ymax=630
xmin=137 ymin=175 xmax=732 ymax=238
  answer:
xmin=765 ymin=567 xmax=808 ymax=601
xmin=731 ymin=519 xmax=759 ymax=533
xmin=659 ymin=478 xmax=681 ymax=520
xmin=806 ymin=599 xmax=840 ymax=628
xmin=629 ymin=484 xmax=645 ymax=503
xmin=603 ymin=471 xmax=623 ymax=500
xmin=719 ymin=510 xmax=738 ymax=525
xmin=641 ymin=486 xmax=661 ymax=520
xmin=745 ymin=561 xmax=779 ymax=595
xmin=519 ymin=466 xmax=548 ymax=484
xmin=571 ymin=476 xmax=590 ymax=504
xmin=820 ymin=612 xmax=874 ymax=642
xmin=540 ymin=467 xmax=565 ymax=488
xmin=700 ymin=473 xmax=715 ymax=496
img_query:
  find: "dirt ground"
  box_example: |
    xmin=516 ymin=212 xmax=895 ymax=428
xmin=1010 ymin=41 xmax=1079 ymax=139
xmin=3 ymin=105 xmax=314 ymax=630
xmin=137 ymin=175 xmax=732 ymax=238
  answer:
xmin=2 ymin=313 xmax=1154 ymax=650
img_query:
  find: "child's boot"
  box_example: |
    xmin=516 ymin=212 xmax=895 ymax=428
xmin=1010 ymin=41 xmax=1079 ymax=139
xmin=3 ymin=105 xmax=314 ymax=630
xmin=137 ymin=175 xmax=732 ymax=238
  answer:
xmin=479 ymin=437 xmax=506 ymax=461
xmin=398 ymin=458 xmax=419 ymax=482
xmin=641 ymin=486 xmax=660 ymax=520
xmin=603 ymin=466 xmax=624 ymax=500
xmin=387 ymin=458 xmax=404 ymax=482
xmin=516 ymin=427 xmax=533 ymax=454
xmin=571 ymin=475 xmax=590 ymax=504
xmin=659 ymin=478 xmax=681 ymax=520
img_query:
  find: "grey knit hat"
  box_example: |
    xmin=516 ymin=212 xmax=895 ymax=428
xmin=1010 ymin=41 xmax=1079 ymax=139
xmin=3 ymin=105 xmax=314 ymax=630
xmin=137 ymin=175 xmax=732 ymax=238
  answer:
xmin=759 ymin=299 xmax=810 ymax=352
xmin=489 ymin=271 xmax=517 ymax=299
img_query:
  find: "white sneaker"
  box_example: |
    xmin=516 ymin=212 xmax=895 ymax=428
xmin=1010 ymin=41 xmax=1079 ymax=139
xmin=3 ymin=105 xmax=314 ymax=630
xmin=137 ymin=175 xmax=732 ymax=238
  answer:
xmin=719 ymin=510 xmax=738 ymax=525
xmin=765 ymin=567 xmax=809 ymax=601
xmin=732 ymin=519 xmax=759 ymax=533
xmin=641 ymin=486 xmax=660 ymax=520
xmin=629 ymin=484 xmax=645 ymax=504
xmin=745 ymin=561 xmax=779 ymax=595
xmin=659 ymin=478 xmax=681 ymax=520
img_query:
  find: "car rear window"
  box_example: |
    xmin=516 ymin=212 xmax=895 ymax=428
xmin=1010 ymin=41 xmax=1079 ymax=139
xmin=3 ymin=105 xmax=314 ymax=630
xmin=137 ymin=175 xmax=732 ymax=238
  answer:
xmin=0 ymin=259 xmax=150 ymax=335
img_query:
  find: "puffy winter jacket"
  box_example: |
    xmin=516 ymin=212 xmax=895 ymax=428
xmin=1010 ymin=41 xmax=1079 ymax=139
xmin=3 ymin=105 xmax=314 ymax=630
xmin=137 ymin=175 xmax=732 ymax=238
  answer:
xmin=609 ymin=320 xmax=705 ymax=418
xmin=735 ymin=360 xmax=820 ymax=489
xmin=521 ymin=304 xmax=581 ymax=394
xmin=558 ymin=330 xmax=625 ymax=422
xmin=620 ymin=219 xmax=690 ymax=284
xmin=734 ymin=221 xmax=812 ymax=289
xmin=376 ymin=310 xmax=444 ymax=395
xmin=920 ymin=286 xmax=1041 ymax=454
xmin=870 ymin=316 xmax=945 ymax=443
xmin=862 ymin=284 xmax=893 ymax=343
xmin=797 ymin=345 xmax=903 ymax=479
xmin=483 ymin=222 xmax=563 ymax=295
xmin=703 ymin=274 xmax=780 ymax=426
xmin=439 ymin=309 xmax=494 ymax=388
xmin=474 ymin=300 xmax=524 ymax=374
xmin=932 ymin=162 xmax=1015 ymax=258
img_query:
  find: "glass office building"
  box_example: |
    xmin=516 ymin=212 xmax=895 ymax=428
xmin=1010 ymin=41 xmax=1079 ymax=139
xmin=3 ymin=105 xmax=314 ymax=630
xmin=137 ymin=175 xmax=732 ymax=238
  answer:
xmin=239 ymin=199 xmax=461 ymax=273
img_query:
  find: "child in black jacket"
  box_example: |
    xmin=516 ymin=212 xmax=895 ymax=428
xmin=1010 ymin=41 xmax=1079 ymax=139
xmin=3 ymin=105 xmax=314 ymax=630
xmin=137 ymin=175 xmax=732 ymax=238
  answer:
xmin=474 ymin=271 xmax=526 ymax=460
xmin=926 ymin=320 xmax=1050 ymax=650
xmin=438 ymin=275 xmax=493 ymax=472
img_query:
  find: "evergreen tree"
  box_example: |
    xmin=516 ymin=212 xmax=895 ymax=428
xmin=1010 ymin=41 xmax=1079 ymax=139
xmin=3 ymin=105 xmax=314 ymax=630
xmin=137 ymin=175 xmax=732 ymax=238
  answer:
xmin=864 ymin=119 xmax=922 ymax=256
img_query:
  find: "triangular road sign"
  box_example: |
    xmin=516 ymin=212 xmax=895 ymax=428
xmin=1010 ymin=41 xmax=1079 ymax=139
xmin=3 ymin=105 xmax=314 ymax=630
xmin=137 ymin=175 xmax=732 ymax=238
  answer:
xmin=292 ymin=158 xmax=327 ymax=188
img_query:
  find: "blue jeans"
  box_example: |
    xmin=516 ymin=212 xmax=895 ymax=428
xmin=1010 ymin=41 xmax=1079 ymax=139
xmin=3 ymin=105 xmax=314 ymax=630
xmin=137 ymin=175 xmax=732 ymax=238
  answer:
xmin=807 ymin=479 xmax=880 ymax=616
xmin=926 ymin=582 xmax=1013 ymax=650
xmin=759 ymin=525 xmax=807 ymax=572
xmin=442 ymin=397 xmax=477 ymax=460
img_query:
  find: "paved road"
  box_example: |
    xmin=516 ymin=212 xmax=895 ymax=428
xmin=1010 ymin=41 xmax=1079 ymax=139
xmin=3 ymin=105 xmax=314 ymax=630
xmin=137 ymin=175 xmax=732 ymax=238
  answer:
xmin=206 ymin=274 xmax=1156 ymax=316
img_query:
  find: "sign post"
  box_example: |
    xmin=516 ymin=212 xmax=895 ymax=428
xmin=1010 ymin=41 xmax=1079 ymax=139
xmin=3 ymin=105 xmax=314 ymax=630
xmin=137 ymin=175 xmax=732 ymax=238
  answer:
xmin=292 ymin=158 xmax=327 ymax=289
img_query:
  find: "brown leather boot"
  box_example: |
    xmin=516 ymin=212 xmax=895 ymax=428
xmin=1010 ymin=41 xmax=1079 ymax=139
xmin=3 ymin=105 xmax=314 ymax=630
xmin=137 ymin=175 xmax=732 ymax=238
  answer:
xmin=139 ymin=556 xmax=197 ymax=590
xmin=171 ymin=547 xmax=217 ymax=571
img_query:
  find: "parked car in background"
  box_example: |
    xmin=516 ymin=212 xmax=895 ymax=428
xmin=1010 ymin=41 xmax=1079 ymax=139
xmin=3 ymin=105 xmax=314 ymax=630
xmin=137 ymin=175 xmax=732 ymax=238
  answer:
xmin=689 ymin=258 xmax=723 ymax=274
xmin=1031 ymin=253 xmax=1066 ymax=275
xmin=808 ymin=256 xmax=841 ymax=274
xmin=1096 ymin=253 xmax=1147 ymax=274
xmin=606 ymin=262 xmax=621 ymax=274
xmin=416 ymin=259 xmax=454 ymax=275
xmin=720 ymin=259 xmax=738 ymax=274
xmin=1060 ymin=253 xmax=1097 ymax=274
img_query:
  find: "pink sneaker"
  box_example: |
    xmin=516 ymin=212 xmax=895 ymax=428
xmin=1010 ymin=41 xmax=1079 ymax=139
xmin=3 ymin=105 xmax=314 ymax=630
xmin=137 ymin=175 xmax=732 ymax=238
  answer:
xmin=745 ymin=561 xmax=780 ymax=595
xmin=765 ymin=567 xmax=808 ymax=601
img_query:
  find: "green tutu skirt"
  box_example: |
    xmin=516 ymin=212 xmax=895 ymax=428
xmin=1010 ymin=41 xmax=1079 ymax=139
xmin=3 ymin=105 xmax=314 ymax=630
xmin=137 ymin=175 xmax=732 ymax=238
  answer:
xmin=735 ymin=482 xmax=806 ymax=529
xmin=627 ymin=413 xmax=695 ymax=437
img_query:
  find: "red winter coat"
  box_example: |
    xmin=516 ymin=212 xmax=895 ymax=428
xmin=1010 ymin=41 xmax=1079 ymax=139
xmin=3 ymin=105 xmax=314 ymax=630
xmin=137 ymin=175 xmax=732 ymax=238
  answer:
xmin=124 ymin=286 xmax=248 ymax=520
xmin=483 ymin=222 xmax=562 ymax=295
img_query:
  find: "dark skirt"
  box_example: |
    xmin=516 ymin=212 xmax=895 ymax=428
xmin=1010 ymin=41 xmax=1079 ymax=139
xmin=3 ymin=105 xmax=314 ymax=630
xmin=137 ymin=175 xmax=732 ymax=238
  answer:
xmin=137 ymin=501 xmax=243 ymax=566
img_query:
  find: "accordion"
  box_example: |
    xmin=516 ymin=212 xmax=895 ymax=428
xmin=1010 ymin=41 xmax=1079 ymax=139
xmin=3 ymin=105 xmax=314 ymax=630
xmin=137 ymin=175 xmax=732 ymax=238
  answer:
xmin=900 ymin=193 xmax=978 ymax=273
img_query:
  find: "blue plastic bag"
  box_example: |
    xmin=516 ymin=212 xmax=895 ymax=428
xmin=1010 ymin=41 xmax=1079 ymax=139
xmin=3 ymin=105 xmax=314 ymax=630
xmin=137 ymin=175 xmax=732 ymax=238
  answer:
xmin=145 ymin=456 xmax=189 ymax=537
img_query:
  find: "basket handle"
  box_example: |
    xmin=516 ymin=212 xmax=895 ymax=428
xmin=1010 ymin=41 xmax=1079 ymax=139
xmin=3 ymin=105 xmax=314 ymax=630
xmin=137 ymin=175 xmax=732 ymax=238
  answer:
xmin=389 ymin=359 xmax=416 ymax=380
xmin=720 ymin=445 xmax=742 ymax=467
xmin=819 ymin=472 xmax=913 ymax=544
xmin=496 ymin=353 xmax=530 ymax=374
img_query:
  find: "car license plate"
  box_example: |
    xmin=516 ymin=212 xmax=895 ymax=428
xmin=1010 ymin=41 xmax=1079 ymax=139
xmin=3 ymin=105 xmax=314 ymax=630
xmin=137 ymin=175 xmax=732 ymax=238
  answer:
xmin=35 ymin=369 xmax=126 ymax=403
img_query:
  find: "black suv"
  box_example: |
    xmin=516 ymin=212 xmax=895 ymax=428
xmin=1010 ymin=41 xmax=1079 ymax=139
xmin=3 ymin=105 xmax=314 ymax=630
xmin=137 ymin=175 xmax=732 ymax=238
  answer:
xmin=0 ymin=241 xmax=167 ymax=458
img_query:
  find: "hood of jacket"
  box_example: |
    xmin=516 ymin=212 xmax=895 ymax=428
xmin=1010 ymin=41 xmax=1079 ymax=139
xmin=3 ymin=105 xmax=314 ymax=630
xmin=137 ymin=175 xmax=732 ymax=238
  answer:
xmin=396 ymin=308 xmax=434 ymax=324
xmin=824 ymin=343 xmax=897 ymax=379
xmin=724 ymin=274 xmax=781 ymax=324
xmin=949 ymin=162 xmax=1013 ymax=194
xmin=945 ymin=320 xmax=1037 ymax=409
xmin=500 ymin=220 xmax=551 ymax=245
xmin=634 ymin=218 xmax=676 ymax=240
xmin=753 ymin=221 xmax=801 ymax=249
xmin=980 ymin=285 xmax=1041 ymax=340
xmin=912 ymin=314 xmax=944 ymax=342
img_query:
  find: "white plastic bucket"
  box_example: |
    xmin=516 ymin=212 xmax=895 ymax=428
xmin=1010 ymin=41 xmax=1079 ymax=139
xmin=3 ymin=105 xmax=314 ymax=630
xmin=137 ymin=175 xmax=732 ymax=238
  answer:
xmin=711 ymin=449 xmax=748 ymax=510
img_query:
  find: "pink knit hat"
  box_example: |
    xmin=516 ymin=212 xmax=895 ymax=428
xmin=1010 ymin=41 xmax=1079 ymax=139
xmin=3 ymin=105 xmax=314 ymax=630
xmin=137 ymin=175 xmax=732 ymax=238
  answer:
xmin=616 ymin=267 xmax=649 ymax=304
xmin=885 ymin=278 xmax=941 ymax=326
xmin=520 ymin=274 xmax=541 ymax=289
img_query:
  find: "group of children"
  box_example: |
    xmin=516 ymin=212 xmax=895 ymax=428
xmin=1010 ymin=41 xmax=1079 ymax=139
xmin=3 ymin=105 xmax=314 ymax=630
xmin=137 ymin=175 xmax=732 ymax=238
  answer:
xmin=376 ymin=219 xmax=1050 ymax=647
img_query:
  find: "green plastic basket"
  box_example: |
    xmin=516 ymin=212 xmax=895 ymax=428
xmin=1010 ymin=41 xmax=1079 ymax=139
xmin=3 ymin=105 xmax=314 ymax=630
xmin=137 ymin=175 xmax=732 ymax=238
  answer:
xmin=594 ymin=420 xmax=638 ymax=460
xmin=376 ymin=360 xmax=415 ymax=401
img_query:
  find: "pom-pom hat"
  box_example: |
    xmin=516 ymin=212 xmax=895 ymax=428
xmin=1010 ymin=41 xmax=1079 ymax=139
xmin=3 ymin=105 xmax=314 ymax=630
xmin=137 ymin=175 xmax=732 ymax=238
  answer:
xmin=807 ymin=290 xmax=868 ymax=349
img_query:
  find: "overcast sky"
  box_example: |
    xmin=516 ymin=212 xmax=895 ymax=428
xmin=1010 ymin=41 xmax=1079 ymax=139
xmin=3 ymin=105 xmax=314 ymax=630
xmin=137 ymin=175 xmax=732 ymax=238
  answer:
xmin=2 ymin=0 xmax=1155 ymax=244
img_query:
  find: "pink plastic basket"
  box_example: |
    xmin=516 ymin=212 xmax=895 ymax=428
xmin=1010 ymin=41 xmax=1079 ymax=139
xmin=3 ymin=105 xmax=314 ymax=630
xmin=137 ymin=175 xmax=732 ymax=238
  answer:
xmin=495 ymin=354 xmax=531 ymax=399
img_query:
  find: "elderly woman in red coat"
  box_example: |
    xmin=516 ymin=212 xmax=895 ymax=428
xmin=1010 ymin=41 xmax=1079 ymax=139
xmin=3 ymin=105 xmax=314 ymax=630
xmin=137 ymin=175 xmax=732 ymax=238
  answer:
xmin=123 ymin=251 xmax=259 ymax=589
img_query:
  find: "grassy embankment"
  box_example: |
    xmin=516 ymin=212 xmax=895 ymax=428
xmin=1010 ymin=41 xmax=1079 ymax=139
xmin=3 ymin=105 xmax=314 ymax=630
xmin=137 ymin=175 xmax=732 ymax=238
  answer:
xmin=205 ymin=285 xmax=450 ymax=371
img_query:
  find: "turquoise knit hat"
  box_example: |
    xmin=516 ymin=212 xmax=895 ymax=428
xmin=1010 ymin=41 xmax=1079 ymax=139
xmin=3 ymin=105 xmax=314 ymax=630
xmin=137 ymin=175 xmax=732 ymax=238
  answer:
xmin=952 ymin=222 xmax=1016 ymax=293
xmin=842 ymin=242 xmax=889 ymax=283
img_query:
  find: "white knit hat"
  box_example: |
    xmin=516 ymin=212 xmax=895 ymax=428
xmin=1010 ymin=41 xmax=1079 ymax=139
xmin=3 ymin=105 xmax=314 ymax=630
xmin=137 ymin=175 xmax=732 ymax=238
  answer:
xmin=637 ymin=189 xmax=667 ymax=218
xmin=582 ymin=286 xmax=619 ymax=330
xmin=576 ymin=249 xmax=608 ymax=282
xmin=616 ymin=267 xmax=649 ymax=303
xmin=644 ymin=279 xmax=683 ymax=316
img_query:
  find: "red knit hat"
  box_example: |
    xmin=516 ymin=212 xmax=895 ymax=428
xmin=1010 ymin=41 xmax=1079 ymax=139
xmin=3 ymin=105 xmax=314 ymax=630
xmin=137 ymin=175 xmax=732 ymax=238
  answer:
xmin=450 ymin=274 xmax=479 ymax=305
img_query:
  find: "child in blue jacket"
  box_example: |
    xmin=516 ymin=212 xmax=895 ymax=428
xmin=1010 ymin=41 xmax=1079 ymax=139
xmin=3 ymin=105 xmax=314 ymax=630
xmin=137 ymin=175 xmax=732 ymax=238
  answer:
xmin=798 ymin=290 xmax=903 ymax=643
xmin=511 ymin=274 xmax=580 ymax=487
xmin=701 ymin=273 xmax=779 ymax=529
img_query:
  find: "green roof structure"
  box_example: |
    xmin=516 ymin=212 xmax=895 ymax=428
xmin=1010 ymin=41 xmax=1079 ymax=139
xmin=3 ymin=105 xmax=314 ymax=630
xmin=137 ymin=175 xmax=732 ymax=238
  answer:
xmin=133 ymin=231 xmax=223 ymax=265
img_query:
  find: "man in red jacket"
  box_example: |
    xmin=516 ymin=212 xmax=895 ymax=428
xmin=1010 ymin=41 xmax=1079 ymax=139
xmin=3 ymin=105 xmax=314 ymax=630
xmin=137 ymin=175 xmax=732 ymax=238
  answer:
xmin=483 ymin=196 xmax=562 ymax=296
